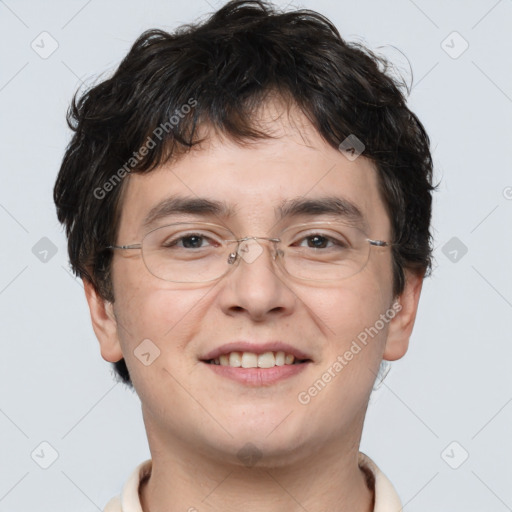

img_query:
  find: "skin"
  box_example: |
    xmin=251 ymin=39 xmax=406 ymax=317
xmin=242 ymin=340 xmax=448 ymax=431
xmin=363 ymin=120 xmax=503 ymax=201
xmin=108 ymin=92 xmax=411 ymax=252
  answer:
xmin=84 ymin=100 xmax=423 ymax=512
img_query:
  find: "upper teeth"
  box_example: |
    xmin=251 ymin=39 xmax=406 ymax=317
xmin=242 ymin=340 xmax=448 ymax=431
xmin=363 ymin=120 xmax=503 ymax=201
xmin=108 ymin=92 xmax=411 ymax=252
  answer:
xmin=209 ymin=351 xmax=298 ymax=368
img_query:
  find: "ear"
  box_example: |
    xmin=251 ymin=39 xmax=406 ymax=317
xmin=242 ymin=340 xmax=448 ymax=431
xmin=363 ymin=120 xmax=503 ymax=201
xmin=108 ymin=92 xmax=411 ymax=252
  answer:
xmin=383 ymin=270 xmax=424 ymax=361
xmin=83 ymin=279 xmax=124 ymax=363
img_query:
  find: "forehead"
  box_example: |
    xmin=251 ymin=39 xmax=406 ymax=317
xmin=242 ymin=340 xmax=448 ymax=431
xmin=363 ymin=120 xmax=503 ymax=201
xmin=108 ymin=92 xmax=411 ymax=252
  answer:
xmin=117 ymin=102 xmax=391 ymax=239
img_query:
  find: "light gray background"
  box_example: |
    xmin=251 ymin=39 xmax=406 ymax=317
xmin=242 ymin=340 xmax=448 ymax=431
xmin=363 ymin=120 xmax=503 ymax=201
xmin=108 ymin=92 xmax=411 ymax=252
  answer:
xmin=1 ymin=0 xmax=511 ymax=510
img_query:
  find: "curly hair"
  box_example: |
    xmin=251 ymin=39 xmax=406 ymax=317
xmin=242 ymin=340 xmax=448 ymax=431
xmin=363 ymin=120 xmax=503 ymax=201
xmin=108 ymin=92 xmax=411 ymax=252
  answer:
xmin=54 ymin=0 xmax=436 ymax=388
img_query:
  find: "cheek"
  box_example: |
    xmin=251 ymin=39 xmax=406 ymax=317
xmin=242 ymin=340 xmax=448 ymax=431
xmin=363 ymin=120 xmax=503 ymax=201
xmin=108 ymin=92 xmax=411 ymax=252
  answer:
xmin=111 ymin=262 xmax=210 ymax=374
xmin=295 ymin=279 xmax=393 ymax=433
xmin=111 ymin=283 xmax=211 ymax=411
xmin=112 ymin=256 xmax=199 ymax=333
xmin=118 ymin=289 xmax=200 ymax=335
xmin=301 ymin=271 xmax=392 ymax=348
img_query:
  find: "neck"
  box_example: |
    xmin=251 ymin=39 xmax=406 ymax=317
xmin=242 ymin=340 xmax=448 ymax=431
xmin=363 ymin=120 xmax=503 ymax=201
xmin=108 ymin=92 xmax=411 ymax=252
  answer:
xmin=139 ymin=427 xmax=374 ymax=512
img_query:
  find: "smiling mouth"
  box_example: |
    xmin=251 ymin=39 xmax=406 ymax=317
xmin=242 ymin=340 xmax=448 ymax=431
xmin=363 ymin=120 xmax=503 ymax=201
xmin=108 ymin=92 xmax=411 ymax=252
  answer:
xmin=203 ymin=351 xmax=311 ymax=368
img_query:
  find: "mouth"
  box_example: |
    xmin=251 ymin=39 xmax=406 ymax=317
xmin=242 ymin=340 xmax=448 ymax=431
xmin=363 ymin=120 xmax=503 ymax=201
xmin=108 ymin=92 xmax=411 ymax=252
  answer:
xmin=203 ymin=350 xmax=312 ymax=368
xmin=200 ymin=346 xmax=313 ymax=386
xmin=200 ymin=342 xmax=313 ymax=369
xmin=199 ymin=342 xmax=313 ymax=387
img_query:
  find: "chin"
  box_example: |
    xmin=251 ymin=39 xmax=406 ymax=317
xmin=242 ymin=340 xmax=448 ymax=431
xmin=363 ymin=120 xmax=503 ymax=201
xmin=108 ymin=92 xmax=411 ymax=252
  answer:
xmin=202 ymin=416 xmax=312 ymax=464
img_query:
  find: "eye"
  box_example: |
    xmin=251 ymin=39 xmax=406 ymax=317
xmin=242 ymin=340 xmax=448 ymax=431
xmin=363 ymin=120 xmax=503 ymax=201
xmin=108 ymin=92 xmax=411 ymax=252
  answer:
xmin=161 ymin=232 xmax=221 ymax=249
xmin=176 ymin=235 xmax=203 ymax=248
xmin=299 ymin=234 xmax=334 ymax=249
xmin=294 ymin=231 xmax=349 ymax=250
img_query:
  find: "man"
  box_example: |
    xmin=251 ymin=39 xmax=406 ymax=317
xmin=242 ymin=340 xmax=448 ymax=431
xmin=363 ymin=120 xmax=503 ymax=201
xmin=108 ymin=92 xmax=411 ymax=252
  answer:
xmin=54 ymin=1 xmax=434 ymax=510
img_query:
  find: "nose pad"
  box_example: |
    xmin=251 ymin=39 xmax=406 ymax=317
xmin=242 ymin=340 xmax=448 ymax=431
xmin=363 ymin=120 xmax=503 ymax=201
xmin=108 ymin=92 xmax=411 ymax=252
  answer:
xmin=227 ymin=252 xmax=237 ymax=265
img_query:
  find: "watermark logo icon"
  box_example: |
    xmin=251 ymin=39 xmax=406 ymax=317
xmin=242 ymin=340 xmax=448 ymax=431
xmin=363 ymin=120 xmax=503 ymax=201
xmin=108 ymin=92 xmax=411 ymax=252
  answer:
xmin=441 ymin=31 xmax=469 ymax=59
xmin=442 ymin=236 xmax=468 ymax=263
xmin=32 ymin=237 xmax=58 ymax=263
xmin=134 ymin=339 xmax=161 ymax=366
xmin=503 ymin=186 xmax=512 ymax=200
xmin=338 ymin=134 xmax=365 ymax=161
xmin=441 ymin=441 xmax=469 ymax=469
xmin=237 ymin=442 xmax=263 ymax=467
xmin=31 ymin=441 xmax=59 ymax=469
xmin=238 ymin=239 xmax=264 ymax=264
xmin=31 ymin=31 xmax=59 ymax=59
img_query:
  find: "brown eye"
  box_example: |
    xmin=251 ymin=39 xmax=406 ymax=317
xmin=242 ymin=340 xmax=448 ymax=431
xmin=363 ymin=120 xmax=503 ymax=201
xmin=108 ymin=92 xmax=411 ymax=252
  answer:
xmin=295 ymin=233 xmax=348 ymax=250
xmin=164 ymin=234 xmax=209 ymax=249
xmin=303 ymin=235 xmax=331 ymax=249
xmin=182 ymin=235 xmax=205 ymax=248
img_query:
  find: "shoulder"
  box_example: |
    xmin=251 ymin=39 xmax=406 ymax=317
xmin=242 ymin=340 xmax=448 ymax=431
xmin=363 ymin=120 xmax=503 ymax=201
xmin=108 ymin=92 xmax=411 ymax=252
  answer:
xmin=103 ymin=459 xmax=152 ymax=512
xmin=103 ymin=495 xmax=121 ymax=512
xmin=358 ymin=452 xmax=403 ymax=511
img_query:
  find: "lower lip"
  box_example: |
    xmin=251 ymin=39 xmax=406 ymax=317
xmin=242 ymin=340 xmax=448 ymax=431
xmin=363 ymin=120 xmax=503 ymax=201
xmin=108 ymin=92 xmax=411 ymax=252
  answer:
xmin=202 ymin=361 xmax=311 ymax=386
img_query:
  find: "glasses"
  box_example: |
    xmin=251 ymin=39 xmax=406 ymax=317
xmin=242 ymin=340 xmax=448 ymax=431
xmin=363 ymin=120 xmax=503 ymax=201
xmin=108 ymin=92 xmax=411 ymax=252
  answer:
xmin=106 ymin=221 xmax=392 ymax=283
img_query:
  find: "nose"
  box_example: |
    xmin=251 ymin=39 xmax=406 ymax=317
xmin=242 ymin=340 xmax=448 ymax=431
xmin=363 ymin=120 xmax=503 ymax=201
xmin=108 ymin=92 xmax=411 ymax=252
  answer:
xmin=218 ymin=237 xmax=297 ymax=322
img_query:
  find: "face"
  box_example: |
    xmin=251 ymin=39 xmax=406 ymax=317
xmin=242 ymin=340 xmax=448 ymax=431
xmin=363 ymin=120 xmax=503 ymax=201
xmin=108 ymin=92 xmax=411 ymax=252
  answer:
xmin=88 ymin=102 xmax=421 ymax=467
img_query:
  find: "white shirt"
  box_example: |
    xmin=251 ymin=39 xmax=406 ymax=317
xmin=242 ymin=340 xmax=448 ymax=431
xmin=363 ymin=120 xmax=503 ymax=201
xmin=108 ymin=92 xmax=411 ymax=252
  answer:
xmin=104 ymin=451 xmax=402 ymax=512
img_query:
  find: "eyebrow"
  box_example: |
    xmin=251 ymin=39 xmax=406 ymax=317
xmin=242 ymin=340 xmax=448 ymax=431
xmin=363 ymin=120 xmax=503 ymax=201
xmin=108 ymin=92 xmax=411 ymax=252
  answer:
xmin=277 ymin=196 xmax=365 ymax=227
xmin=142 ymin=195 xmax=366 ymax=230
xmin=142 ymin=196 xmax=237 ymax=229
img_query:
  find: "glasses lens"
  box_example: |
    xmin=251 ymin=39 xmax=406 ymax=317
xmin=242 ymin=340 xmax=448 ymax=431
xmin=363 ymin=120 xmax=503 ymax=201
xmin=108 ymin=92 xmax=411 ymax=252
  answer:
xmin=278 ymin=222 xmax=371 ymax=281
xmin=139 ymin=221 xmax=376 ymax=283
xmin=141 ymin=223 xmax=234 ymax=283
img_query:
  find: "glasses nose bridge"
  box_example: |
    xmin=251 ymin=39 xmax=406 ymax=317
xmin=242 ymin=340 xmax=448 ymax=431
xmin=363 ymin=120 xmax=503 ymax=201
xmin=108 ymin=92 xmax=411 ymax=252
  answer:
xmin=227 ymin=235 xmax=282 ymax=266
xmin=240 ymin=235 xmax=281 ymax=244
